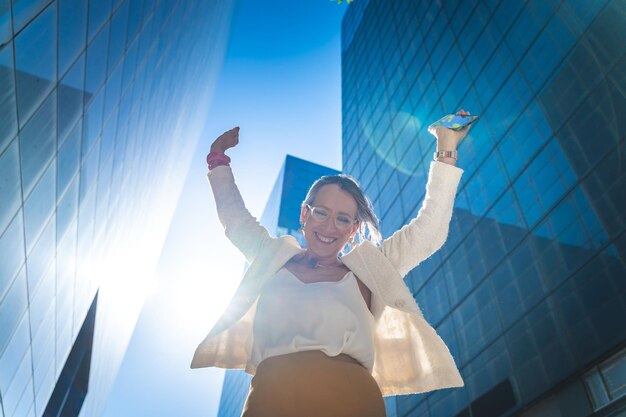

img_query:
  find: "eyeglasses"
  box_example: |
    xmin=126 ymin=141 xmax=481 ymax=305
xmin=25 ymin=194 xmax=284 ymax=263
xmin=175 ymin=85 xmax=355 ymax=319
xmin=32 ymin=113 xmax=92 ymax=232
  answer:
xmin=305 ymin=204 xmax=358 ymax=231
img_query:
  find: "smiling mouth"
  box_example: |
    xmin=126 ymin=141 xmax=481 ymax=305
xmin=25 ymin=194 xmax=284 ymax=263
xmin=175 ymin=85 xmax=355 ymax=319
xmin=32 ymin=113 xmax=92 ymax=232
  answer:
xmin=315 ymin=232 xmax=337 ymax=244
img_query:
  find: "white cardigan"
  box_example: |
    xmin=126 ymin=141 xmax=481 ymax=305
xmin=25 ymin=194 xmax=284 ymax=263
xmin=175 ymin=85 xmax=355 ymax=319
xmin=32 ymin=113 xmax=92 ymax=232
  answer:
xmin=190 ymin=161 xmax=465 ymax=396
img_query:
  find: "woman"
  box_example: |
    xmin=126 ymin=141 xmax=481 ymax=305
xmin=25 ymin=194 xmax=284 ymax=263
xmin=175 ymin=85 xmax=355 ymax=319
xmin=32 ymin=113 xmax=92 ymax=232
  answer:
xmin=192 ymin=110 xmax=472 ymax=417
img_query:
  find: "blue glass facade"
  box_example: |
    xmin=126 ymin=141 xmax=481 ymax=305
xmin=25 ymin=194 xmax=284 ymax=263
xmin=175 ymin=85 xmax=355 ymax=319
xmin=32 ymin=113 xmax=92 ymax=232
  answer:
xmin=216 ymin=155 xmax=340 ymax=417
xmin=342 ymin=1 xmax=625 ymax=416
xmin=0 ymin=1 xmax=235 ymax=416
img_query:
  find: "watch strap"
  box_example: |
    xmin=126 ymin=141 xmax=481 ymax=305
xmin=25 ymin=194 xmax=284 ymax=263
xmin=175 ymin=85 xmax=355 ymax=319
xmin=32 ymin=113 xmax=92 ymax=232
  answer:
xmin=433 ymin=150 xmax=458 ymax=161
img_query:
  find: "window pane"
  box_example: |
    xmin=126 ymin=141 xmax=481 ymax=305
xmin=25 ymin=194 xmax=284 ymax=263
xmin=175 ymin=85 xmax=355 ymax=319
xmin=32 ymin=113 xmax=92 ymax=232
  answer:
xmin=58 ymin=52 xmax=85 ymax=144
xmin=26 ymin=214 xmax=55 ymax=295
xmin=0 ymin=0 xmax=11 ymax=44
xmin=121 ymin=30 xmax=139 ymax=92
xmin=88 ymin=0 xmax=112 ymax=42
xmin=584 ymin=371 xmax=611 ymax=409
xmin=0 ymin=262 xmax=27 ymax=361
xmin=23 ymin=160 xmax=55 ymax=254
xmin=101 ymin=110 xmax=118 ymax=162
xmin=57 ymin=119 xmax=82 ymax=200
xmin=127 ymin=0 xmax=146 ymax=47
xmin=14 ymin=3 xmax=56 ymax=129
xmin=0 ymin=138 xmax=20 ymax=236
xmin=58 ymin=0 xmax=88 ymax=78
xmin=103 ymin=63 xmax=122 ymax=126
xmin=0 ymin=312 xmax=30 ymax=393
xmin=0 ymin=265 xmax=27 ymax=356
xmin=11 ymin=0 xmax=48 ymax=34
xmin=108 ymin=0 xmax=129 ymax=77
xmin=18 ymin=88 xmax=56 ymax=197
xmin=601 ymin=352 xmax=626 ymax=400
xmin=29 ymin=262 xmax=55 ymax=346
xmin=79 ymin=137 xmax=100 ymax=203
xmin=0 ymin=42 xmax=17 ymax=152
xmin=56 ymin=216 xmax=77 ymax=294
xmin=34 ymin=361 xmax=54 ymax=413
xmin=85 ymin=21 xmax=110 ymax=98
xmin=2 ymin=335 xmax=32 ymax=417
xmin=83 ymin=89 xmax=105 ymax=157
xmin=0 ymin=212 xmax=25 ymax=302
xmin=56 ymin=175 xmax=79 ymax=243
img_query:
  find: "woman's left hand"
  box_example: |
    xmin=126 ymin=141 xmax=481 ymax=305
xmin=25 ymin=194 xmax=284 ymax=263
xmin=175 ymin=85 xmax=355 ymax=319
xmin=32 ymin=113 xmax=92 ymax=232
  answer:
xmin=428 ymin=109 xmax=474 ymax=149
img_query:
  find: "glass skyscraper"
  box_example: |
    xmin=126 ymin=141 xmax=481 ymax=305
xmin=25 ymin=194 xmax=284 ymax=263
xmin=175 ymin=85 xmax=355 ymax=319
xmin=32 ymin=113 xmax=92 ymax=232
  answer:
xmin=216 ymin=155 xmax=341 ymax=417
xmin=0 ymin=1 xmax=235 ymax=416
xmin=342 ymin=1 xmax=625 ymax=416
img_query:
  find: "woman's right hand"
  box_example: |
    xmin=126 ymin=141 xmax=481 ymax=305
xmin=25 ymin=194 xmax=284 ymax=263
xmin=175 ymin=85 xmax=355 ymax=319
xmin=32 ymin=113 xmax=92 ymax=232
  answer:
xmin=210 ymin=126 xmax=240 ymax=153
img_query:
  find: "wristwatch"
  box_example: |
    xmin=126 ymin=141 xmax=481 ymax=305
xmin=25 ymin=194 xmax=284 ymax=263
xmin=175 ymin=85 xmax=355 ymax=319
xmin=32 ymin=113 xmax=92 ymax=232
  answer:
xmin=433 ymin=150 xmax=458 ymax=161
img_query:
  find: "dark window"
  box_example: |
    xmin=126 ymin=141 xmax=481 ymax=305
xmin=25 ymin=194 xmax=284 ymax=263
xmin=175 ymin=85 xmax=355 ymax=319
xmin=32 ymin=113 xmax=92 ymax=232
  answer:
xmin=454 ymin=407 xmax=471 ymax=417
xmin=470 ymin=378 xmax=516 ymax=417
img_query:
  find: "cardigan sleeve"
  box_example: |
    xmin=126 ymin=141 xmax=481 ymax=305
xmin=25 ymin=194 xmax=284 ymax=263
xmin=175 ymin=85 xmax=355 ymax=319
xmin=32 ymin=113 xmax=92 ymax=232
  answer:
xmin=379 ymin=161 xmax=463 ymax=278
xmin=207 ymin=165 xmax=272 ymax=264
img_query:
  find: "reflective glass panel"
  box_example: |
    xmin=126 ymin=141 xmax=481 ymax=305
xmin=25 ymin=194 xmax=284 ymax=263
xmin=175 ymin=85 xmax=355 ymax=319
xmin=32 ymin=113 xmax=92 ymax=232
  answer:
xmin=11 ymin=0 xmax=48 ymax=34
xmin=103 ymin=59 xmax=123 ymax=125
xmin=14 ymin=3 xmax=56 ymax=129
xmin=100 ymin=108 xmax=118 ymax=163
xmin=601 ymin=353 xmax=626 ymax=400
xmin=58 ymin=52 xmax=85 ymax=144
xmin=108 ymin=0 xmax=129 ymax=76
xmin=0 ymin=268 xmax=28 ymax=358
xmin=0 ymin=211 xmax=24 ymax=300
xmin=0 ymin=0 xmax=10 ymax=44
xmin=0 ymin=138 xmax=20 ymax=236
xmin=23 ymin=160 xmax=55 ymax=254
xmin=0 ymin=312 xmax=30 ymax=393
xmin=26 ymin=214 xmax=55 ymax=295
xmin=127 ymin=0 xmax=145 ymax=46
xmin=0 ymin=42 xmax=17 ymax=152
xmin=83 ymin=89 xmax=105 ymax=156
xmin=79 ymin=138 xmax=100 ymax=203
xmin=57 ymin=119 xmax=82 ymax=200
xmin=0 ymin=265 xmax=27 ymax=359
xmin=56 ymin=175 xmax=79 ymax=243
xmin=34 ymin=361 xmax=54 ymax=413
xmin=29 ymin=264 xmax=55 ymax=350
xmin=58 ymin=0 xmax=88 ymax=78
xmin=88 ymin=0 xmax=112 ymax=42
xmin=121 ymin=37 xmax=138 ymax=92
xmin=585 ymin=371 xmax=611 ymax=409
xmin=56 ymin=218 xmax=76 ymax=298
xmin=2 ymin=336 xmax=32 ymax=417
xmin=85 ymin=22 xmax=110 ymax=98
xmin=18 ymin=88 xmax=56 ymax=197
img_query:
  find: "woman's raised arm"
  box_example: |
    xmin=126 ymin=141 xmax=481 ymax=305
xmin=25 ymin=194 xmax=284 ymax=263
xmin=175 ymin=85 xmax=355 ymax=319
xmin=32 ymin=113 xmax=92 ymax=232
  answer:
xmin=207 ymin=127 xmax=272 ymax=263
xmin=379 ymin=110 xmax=472 ymax=278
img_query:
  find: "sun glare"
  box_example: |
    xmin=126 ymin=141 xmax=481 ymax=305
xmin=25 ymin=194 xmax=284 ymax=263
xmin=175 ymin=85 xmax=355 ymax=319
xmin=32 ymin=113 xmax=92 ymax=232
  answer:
xmin=164 ymin=242 xmax=247 ymax=340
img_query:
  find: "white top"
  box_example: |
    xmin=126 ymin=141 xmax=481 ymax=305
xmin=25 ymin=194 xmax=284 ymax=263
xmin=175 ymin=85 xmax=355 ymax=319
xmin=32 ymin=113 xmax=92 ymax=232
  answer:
xmin=250 ymin=267 xmax=376 ymax=372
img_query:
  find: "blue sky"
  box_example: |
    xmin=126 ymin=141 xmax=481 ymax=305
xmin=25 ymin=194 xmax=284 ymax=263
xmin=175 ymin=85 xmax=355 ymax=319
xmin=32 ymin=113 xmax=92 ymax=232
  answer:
xmin=102 ymin=1 xmax=348 ymax=416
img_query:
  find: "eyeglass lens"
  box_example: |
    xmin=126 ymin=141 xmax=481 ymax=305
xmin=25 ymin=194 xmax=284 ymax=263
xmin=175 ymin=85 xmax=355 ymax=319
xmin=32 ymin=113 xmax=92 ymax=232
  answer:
xmin=309 ymin=206 xmax=355 ymax=230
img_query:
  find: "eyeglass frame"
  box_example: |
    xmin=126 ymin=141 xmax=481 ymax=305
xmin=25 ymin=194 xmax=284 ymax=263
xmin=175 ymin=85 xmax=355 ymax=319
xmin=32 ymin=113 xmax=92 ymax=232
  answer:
xmin=304 ymin=204 xmax=359 ymax=231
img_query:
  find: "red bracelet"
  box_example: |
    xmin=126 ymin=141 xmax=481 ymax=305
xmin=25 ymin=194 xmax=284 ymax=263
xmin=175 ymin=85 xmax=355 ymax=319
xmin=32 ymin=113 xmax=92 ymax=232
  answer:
xmin=207 ymin=151 xmax=231 ymax=170
xmin=208 ymin=160 xmax=230 ymax=170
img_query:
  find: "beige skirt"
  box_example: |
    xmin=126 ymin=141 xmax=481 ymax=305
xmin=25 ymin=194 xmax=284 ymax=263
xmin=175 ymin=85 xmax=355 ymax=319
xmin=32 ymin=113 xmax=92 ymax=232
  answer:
xmin=241 ymin=350 xmax=387 ymax=417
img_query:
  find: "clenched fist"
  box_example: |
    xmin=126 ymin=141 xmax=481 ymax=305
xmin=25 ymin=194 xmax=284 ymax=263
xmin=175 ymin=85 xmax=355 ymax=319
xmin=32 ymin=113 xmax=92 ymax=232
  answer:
xmin=210 ymin=126 xmax=240 ymax=153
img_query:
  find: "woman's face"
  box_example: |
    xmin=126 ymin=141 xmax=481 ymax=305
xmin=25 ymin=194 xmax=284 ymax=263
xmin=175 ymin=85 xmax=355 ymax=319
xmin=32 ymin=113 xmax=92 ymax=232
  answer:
xmin=299 ymin=184 xmax=360 ymax=259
